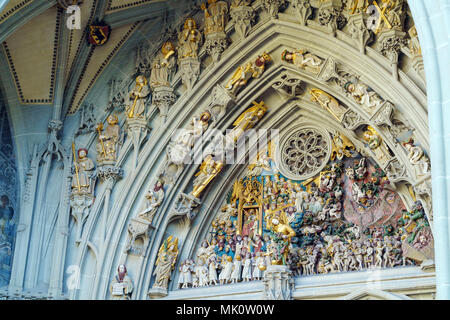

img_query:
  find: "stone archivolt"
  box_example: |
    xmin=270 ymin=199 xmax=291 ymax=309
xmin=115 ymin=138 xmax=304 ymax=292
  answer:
xmin=54 ymin=0 xmax=431 ymax=300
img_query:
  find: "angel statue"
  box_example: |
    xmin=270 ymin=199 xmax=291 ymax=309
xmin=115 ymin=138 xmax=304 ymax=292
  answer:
xmin=191 ymin=154 xmax=225 ymax=198
xmin=281 ymin=49 xmax=324 ymax=73
xmin=138 ymin=179 xmax=165 ymax=223
xmin=225 ymin=53 xmax=271 ymax=96
xmin=150 ymin=41 xmax=177 ymax=89
xmin=151 ymin=236 xmax=179 ymax=291
xmin=110 ymin=264 xmax=133 ymax=300
xmin=265 ymin=210 xmax=296 ymax=265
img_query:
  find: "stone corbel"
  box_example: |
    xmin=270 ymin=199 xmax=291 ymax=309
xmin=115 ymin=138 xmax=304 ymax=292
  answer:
xmin=230 ymin=3 xmax=256 ymax=39
xmin=204 ymin=34 xmax=230 ymax=63
xmin=370 ymin=100 xmax=394 ymax=127
xmin=341 ymin=109 xmax=365 ymax=130
xmin=377 ymin=29 xmax=407 ymax=79
xmin=262 ymin=0 xmax=286 ymax=19
xmin=126 ymin=117 xmax=149 ymax=169
xmin=124 ymin=217 xmax=155 ymax=256
xmin=169 ymin=193 xmax=201 ymax=222
xmin=347 ymin=13 xmax=373 ymax=53
xmin=70 ymin=193 xmax=94 ymax=243
xmin=311 ymin=0 xmax=346 ymax=36
xmin=151 ymin=86 xmax=177 ymax=123
xmin=179 ymin=57 xmax=201 ymax=91
xmin=290 ymin=0 xmax=313 ymax=26
xmin=205 ymin=84 xmax=236 ymax=126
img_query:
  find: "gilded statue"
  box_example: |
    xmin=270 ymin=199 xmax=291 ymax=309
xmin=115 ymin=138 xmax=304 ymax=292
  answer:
xmin=96 ymin=114 xmax=121 ymax=164
xmin=201 ymin=0 xmax=229 ymax=35
xmin=281 ymin=49 xmax=324 ymax=73
xmin=226 ymin=101 xmax=267 ymax=144
xmin=347 ymin=0 xmax=369 ymax=14
xmin=178 ymin=18 xmax=203 ymax=59
xmin=126 ymin=75 xmax=150 ymax=119
xmin=110 ymin=264 xmax=133 ymax=300
xmin=310 ymin=89 xmax=347 ymax=121
xmin=330 ymin=133 xmax=356 ymax=161
xmin=191 ymin=154 xmax=225 ymax=198
xmin=71 ymin=147 xmax=95 ymax=195
xmin=152 ymin=236 xmax=178 ymax=289
xmin=225 ymin=53 xmax=271 ymax=96
xmin=265 ymin=210 xmax=295 ymax=265
xmin=150 ymin=42 xmax=176 ymax=89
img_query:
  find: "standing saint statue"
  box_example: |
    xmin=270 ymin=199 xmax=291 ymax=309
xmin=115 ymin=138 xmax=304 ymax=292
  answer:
xmin=138 ymin=180 xmax=165 ymax=223
xmin=150 ymin=42 xmax=177 ymax=89
xmin=96 ymin=114 xmax=121 ymax=164
xmin=126 ymin=75 xmax=150 ymax=119
xmin=151 ymin=236 xmax=179 ymax=290
xmin=110 ymin=264 xmax=133 ymax=300
xmin=201 ymin=0 xmax=229 ymax=35
xmin=178 ymin=18 xmax=203 ymax=59
xmin=72 ymin=148 xmax=95 ymax=195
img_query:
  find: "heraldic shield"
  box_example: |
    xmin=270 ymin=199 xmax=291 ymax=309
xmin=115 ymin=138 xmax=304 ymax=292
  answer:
xmin=88 ymin=24 xmax=110 ymax=46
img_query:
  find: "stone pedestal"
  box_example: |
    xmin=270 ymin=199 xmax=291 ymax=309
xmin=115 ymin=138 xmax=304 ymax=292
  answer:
xmin=204 ymin=32 xmax=229 ymax=63
xmin=151 ymin=86 xmax=177 ymax=123
xmin=148 ymin=286 xmax=168 ymax=299
xmin=230 ymin=5 xmax=255 ymax=39
xmin=126 ymin=117 xmax=148 ymax=168
xmin=262 ymin=265 xmax=295 ymax=300
xmin=124 ymin=217 xmax=154 ymax=256
xmin=70 ymin=193 xmax=94 ymax=243
xmin=179 ymin=58 xmax=201 ymax=91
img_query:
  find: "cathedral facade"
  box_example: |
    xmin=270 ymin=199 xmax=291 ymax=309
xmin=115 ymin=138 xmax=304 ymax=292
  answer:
xmin=0 ymin=0 xmax=447 ymax=300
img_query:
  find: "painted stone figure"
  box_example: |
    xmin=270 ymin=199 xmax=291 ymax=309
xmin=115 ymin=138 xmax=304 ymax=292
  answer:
xmin=178 ymin=18 xmax=202 ymax=59
xmin=402 ymin=139 xmax=430 ymax=177
xmin=126 ymin=75 xmax=150 ymax=119
xmin=150 ymin=42 xmax=177 ymax=89
xmin=138 ymin=180 xmax=164 ymax=223
xmin=192 ymin=154 xmax=225 ymax=198
xmin=110 ymin=265 xmax=133 ymax=300
xmin=202 ymin=0 xmax=229 ymax=35
xmin=72 ymin=148 xmax=95 ymax=194
xmin=96 ymin=114 xmax=121 ymax=164
xmin=344 ymin=81 xmax=384 ymax=110
xmin=225 ymin=53 xmax=271 ymax=96
xmin=152 ymin=236 xmax=178 ymax=290
xmin=281 ymin=49 xmax=324 ymax=73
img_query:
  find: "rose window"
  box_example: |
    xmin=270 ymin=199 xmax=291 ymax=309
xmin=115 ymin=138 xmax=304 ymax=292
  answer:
xmin=278 ymin=127 xmax=331 ymax=180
